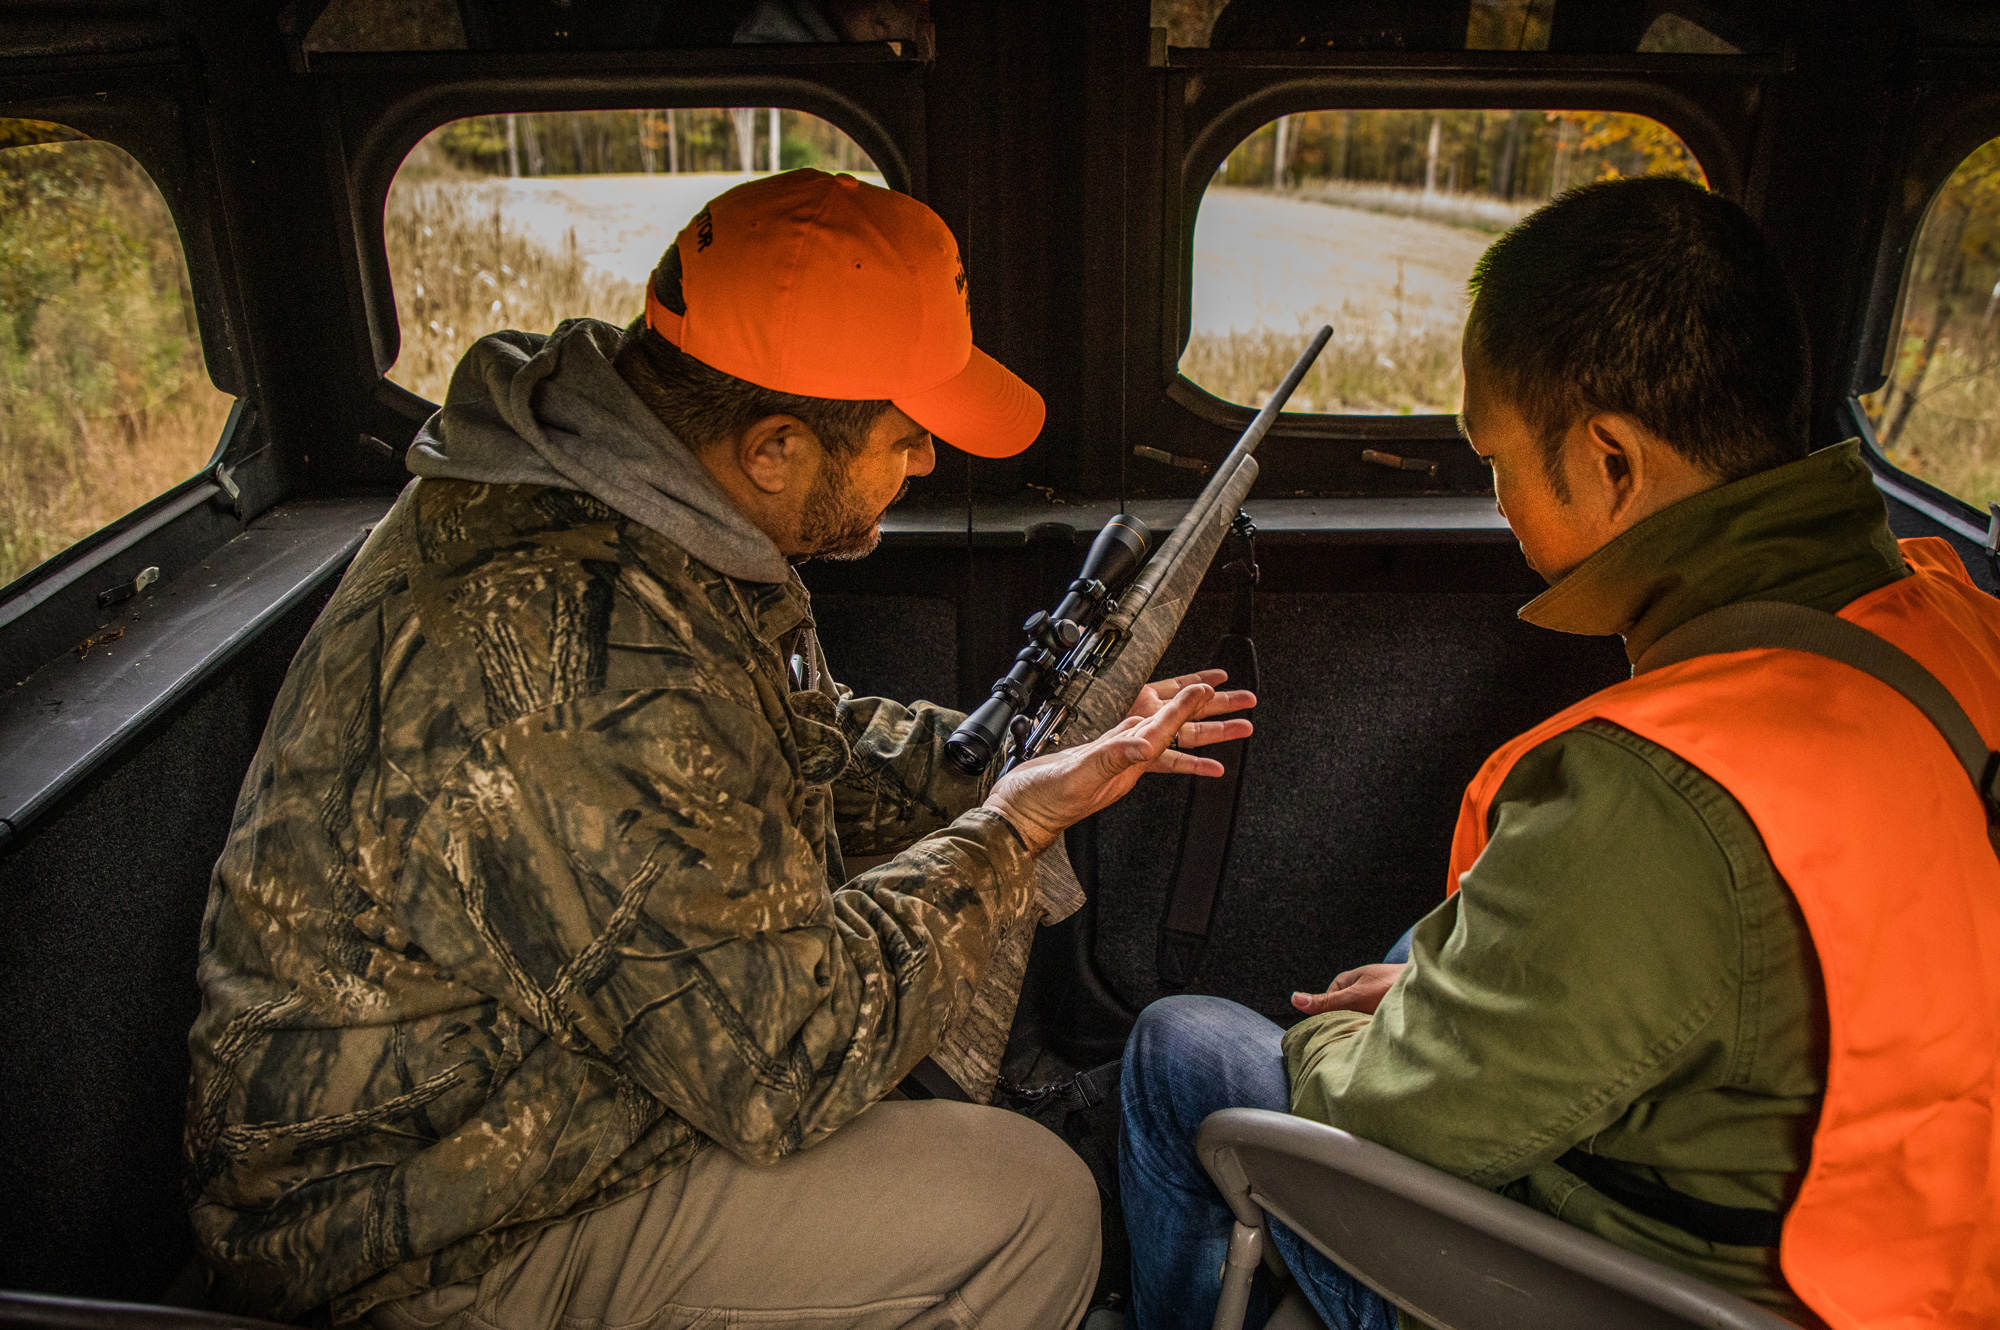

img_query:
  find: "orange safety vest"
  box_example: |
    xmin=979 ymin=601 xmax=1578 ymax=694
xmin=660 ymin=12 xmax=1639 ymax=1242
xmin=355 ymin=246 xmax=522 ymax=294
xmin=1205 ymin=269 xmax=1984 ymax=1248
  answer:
xmin=1445 ymin=537 xmax=2000 ymax=1329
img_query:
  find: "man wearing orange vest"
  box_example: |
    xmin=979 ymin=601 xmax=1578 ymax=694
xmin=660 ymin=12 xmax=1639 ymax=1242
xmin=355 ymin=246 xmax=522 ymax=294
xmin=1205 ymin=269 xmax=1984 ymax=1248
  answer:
xmin=1119 ymin=176 xmax=2000 ymax=1330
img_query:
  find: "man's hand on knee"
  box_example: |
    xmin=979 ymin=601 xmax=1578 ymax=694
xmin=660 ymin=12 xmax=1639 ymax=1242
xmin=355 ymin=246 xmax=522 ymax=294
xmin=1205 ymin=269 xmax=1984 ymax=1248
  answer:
xmin=1291 ymin=963 xmax=1407 ymax=1017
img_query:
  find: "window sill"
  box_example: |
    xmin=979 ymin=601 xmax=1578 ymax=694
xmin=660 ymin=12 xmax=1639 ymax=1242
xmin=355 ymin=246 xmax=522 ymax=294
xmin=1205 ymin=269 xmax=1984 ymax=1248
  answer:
xmin=0 ymin=497 xmax=390 ymax=850
xmin=881 ymin=494 xmax=1512 ymax=546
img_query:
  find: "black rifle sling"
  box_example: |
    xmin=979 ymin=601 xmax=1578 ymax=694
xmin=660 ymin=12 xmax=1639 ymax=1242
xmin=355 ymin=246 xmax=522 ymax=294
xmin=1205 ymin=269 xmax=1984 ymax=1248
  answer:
xmin=1560 ymin=599 xmax=2000 ymax=1249
xmin=1158 ymin=522 xmax=1259 ymax=990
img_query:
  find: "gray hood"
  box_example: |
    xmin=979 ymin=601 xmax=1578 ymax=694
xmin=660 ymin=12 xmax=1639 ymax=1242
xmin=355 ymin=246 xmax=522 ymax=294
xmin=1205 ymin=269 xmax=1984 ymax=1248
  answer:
xmin=407 ymin=318 xmax=791 ymax=583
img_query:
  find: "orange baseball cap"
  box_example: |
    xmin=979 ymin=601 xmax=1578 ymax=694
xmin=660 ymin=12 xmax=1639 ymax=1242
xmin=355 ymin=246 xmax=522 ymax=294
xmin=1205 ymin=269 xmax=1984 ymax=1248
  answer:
xmin=645 ymin=169 xmax=1044 ymax=459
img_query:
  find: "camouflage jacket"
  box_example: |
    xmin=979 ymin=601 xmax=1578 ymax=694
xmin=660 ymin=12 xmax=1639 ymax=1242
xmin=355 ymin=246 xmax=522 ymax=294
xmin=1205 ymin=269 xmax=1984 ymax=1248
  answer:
xmin=185 ymin=478 xmax=1032 ymax=1322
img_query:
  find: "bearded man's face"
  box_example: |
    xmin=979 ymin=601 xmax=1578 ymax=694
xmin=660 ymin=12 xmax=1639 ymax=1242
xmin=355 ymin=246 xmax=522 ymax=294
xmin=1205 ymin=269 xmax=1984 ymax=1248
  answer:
xmin=799 ymin=459 xmax=908 ymax=560
xmin=796 ymin=408 xmax=933 ymax=560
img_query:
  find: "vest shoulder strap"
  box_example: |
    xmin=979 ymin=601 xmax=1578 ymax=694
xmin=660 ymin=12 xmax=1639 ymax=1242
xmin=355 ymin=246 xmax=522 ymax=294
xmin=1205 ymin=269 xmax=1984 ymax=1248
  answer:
xmin=1636 ymin=599 xmax=2000 ymax=823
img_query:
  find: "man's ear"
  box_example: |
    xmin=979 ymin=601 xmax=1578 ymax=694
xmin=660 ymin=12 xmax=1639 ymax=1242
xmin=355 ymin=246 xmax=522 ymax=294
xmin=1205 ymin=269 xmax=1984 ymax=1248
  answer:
xmin=733 ymin=414 xmax=817 ymax=495
xmin=1575 ymin=411 xmax=1650 ymax=524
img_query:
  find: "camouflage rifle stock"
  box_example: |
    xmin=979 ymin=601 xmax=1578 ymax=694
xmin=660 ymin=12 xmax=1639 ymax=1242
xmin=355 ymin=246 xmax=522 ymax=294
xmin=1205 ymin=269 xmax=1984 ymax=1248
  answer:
xmin=926 ymin=325 xmax=1333 ymax=1100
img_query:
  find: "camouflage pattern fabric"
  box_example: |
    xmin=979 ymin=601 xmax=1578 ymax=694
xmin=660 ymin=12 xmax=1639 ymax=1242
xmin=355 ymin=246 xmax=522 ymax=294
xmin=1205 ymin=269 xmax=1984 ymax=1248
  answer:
xmin=184 ymin=478 xmax=1033 ymax=1322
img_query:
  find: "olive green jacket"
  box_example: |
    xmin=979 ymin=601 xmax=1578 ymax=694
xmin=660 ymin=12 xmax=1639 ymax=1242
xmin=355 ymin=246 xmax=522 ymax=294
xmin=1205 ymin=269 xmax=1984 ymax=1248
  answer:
xmin=1285 ymin=442 xmax=1907 ymax=1322
xmin=185 ymin=479 xmax=1032 ymax=1322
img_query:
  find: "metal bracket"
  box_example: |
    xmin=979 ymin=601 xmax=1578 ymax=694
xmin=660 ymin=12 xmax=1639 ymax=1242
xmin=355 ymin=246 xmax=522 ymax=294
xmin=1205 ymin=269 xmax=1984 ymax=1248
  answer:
xmin=1362 ymin=448 xmax=1440 ymax=480
xmin=95 ymin=565 xmax=159 ymax=609
xmin=1134 ymin=445 xmax=1211 ymax=474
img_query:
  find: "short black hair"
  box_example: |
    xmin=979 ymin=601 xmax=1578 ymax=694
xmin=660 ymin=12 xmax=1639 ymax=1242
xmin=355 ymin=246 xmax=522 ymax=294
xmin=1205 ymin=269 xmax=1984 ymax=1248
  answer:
xmin=1463 ymin=176 xmax=1810 ymax=493
xmin=615 ymin=247 xmax=892 ymax=457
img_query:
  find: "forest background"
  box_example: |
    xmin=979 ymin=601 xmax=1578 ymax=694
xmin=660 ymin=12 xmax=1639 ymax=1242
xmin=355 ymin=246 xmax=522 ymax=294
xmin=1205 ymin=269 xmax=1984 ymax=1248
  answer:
xmin=4 ymin=97 xmax=1996 ymax=594
xmin=384 ymin=104 xmax=1703 ymax=416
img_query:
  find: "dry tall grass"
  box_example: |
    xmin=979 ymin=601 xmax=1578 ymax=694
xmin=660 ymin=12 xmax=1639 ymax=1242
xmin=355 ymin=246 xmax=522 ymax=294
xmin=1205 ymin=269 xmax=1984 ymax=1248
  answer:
xmin=1182 ymin=318 xmax=1461 ymax=415
xmin=0 ymin=380 xmax=232 ymax=586
xmin=1 ymin=134 xmax=234 ymax=590
xmin=1291 ymin=179 xmax=1533 ymax=234
xmin=386 ymin=181 xmax=646 ymax=402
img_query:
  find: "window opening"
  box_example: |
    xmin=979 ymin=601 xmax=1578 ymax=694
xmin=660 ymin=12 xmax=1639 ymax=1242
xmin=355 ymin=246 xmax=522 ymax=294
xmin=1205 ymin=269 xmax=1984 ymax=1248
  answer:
xmin=384 ymin=109 xmax=881 ymax=403
xmin=1861 ymin=138 xmax=2000 ymax=509
xmin=1182 ymin=109 xmax=1705 ymax=416
xmin=0 ymin=119 xmax=233 ymax=590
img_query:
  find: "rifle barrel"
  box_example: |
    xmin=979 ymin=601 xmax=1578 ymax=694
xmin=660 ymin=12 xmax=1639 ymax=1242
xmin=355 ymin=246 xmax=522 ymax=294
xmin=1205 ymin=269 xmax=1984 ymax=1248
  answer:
xmin=1214 ymin=323 xmax=1333 ymax=480
xmin=1100 ymin=325 xmax=1331 ymax=640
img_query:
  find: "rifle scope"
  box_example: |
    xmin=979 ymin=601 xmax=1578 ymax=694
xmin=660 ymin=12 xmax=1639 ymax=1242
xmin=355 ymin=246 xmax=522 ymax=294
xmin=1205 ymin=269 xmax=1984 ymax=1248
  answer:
xmin=946 ymin=514 xmax=1152 ymax=774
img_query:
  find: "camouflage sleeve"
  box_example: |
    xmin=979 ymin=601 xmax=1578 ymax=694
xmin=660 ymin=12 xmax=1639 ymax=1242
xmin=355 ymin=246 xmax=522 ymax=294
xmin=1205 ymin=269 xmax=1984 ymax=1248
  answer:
xmin=395 ymin=687 xmax=1034 ymax=1165
xmin=831 ymin=694 xmax=992 ymax=856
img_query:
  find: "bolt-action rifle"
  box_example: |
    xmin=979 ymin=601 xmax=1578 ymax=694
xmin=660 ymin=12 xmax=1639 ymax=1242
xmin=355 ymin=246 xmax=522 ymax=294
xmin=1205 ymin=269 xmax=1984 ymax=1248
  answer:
xmin=920 ymin=326 xmax=1332 ymax=1102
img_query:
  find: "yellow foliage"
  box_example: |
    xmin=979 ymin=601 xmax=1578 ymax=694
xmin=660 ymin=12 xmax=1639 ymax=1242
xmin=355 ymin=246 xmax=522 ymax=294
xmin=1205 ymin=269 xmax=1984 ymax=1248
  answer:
xmin=1553 ymin=112 xmax=1707 ymax=185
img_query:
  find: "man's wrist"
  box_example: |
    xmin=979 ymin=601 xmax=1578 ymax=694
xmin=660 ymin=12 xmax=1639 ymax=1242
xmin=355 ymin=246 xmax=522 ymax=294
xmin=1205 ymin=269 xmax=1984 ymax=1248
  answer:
xmin=987 ymin=805 xmax=1032 ymax=853
xmin=979 ymin=796 xmax=1052 ymax=856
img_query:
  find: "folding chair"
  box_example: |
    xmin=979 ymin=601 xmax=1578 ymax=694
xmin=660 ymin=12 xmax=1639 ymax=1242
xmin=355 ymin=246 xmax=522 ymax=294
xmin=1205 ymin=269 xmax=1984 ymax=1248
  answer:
xmin=1197 ymin=1108 xmax=1799 ymax=1330
xmin=0 ymin=1294 xmax=289 ymax=1330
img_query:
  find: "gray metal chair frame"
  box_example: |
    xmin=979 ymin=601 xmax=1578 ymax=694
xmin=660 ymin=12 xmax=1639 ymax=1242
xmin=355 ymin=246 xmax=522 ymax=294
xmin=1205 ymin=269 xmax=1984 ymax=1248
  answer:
xmin=1197 ymin=1108 xmax=1800 ymax=1330
xmin=0 ymin=1294 xmax=289 ymax=1330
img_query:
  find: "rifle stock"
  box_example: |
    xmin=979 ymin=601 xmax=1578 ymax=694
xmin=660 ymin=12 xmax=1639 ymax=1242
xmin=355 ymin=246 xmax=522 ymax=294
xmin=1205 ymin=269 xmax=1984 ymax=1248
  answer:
xmin=926 ymin=326 xmax=1330 ymax=1101
xmin=1058 ymin=455 xmax=1261 ymax=744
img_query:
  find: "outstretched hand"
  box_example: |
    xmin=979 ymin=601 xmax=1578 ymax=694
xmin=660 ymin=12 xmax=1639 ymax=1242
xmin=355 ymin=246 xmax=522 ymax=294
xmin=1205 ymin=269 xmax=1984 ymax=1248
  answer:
xmin=1291 ymin=963 xmax=1407 ymax=1017
xmin=1124 ymin=668 xmax=1259 ymax=742
xmin=983 ymin=670 xmax=1256 ymax=857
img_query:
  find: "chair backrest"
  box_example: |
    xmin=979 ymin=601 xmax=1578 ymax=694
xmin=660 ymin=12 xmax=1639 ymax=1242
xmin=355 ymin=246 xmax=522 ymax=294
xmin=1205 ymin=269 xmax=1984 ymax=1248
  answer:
xmin=0 ymin=1294 xmax=287 ymax=1330
xmin=1197 ymin=1109 xmax=1799 ymax=1330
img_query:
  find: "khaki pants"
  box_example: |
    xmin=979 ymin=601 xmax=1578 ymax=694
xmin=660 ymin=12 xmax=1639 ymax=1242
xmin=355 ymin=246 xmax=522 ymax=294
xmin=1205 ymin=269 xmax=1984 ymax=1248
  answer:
xmin=370 ymin=1100 xmax=1101 ymax=1330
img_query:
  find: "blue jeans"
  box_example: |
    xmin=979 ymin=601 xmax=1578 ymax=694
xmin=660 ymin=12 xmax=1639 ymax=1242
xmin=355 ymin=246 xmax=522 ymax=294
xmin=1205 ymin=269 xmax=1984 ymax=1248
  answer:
xmin=1120 ymin=930 xmax=1413 ymax=1330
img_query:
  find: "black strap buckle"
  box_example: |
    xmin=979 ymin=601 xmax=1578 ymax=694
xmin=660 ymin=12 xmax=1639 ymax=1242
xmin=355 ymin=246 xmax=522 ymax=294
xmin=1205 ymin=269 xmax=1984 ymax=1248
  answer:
xmin=1224 ymin=512 xmax=1259 ymax=638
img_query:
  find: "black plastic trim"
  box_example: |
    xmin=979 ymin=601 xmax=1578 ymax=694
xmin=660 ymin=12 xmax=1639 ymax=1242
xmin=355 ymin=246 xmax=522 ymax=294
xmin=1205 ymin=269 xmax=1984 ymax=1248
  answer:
xmin=303 ymin=42 xmax=922 ymax=77
xmin=0 ymin=497 xmax=389 ymax=851
xmin=1165 ymin=376 xmax=1470 ymax=444
xmin=1166 ymin=49 xmax=1791 ymax=77
xmin=0 ymin=483 xmax=221 ymax=635
xmin=880 ymin=493 xmax=1512 ymax=547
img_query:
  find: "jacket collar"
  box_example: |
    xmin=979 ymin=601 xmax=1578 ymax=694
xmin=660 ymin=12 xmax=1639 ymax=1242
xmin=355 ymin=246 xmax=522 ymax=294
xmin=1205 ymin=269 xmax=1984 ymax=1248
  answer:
xmin=1519 ymin=440 xmax=1908 ymax=665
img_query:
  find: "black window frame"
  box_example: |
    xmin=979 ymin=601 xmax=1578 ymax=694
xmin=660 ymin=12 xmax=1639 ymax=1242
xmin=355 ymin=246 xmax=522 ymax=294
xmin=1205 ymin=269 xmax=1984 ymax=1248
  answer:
xmin=1173 ymin=96 xmax=1724 ymax=422
xmin=1149 ymin=50 xmax=1769 ymax=500
xmin=0 ymin=64 xmax=272 ymax=684
xmin=316 ymin=47 xmax=928 ymax=464
xmin=1844 ymin=65 xmax=2000 ymax=540
xmin=370 ymin=100 xmax=901 ymax=410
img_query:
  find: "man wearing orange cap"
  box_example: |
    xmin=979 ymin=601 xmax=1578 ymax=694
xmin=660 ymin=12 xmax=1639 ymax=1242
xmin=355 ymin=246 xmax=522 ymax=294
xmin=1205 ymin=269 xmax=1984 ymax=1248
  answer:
xmin=184 ymin=169 xmax=1253 ymax=1330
